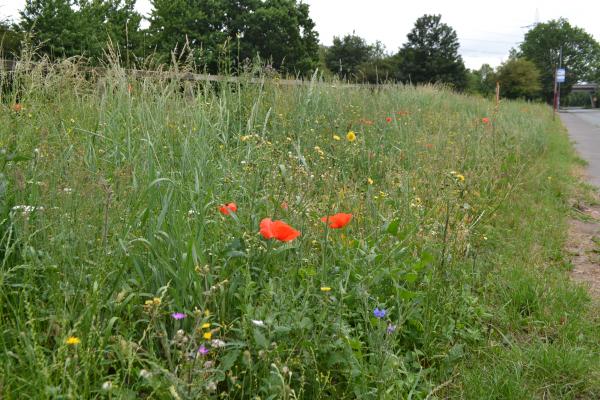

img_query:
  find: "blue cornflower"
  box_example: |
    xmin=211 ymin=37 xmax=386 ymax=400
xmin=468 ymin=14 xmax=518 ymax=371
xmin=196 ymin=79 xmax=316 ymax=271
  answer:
xmin=373 ymin=307 xmax=386 ymax=319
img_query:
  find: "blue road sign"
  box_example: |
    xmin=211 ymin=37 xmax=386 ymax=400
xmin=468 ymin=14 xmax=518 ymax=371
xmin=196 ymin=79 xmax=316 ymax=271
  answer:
xmin=557 ymin=68 xmax=566 ymax=83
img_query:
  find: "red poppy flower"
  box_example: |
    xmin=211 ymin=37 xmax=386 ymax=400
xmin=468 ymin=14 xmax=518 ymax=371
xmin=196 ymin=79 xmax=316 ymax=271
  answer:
xmin=482 ymin=117 xmax=490 ymax=124
xmin=260 ymin=218 xmax=301 ymax=242
xmin=386 ymin=117 xmax=392 ymax=123
xmin=321 ymin=213 xmax=352 ymax=229
xmin=219 ymin=203 xmax=237 ymax=215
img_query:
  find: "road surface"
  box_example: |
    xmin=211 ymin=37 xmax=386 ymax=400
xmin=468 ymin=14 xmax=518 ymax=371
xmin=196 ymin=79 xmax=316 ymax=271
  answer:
xmin=560 ymin=109 xmax=600 ymax=188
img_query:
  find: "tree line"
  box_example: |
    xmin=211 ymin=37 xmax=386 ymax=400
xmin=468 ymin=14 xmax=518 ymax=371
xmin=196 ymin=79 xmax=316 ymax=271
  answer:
xmin=1 ymin=1 xmax=599 ymax=102
xmin=467 ymin=19 xmax=600 ymax=104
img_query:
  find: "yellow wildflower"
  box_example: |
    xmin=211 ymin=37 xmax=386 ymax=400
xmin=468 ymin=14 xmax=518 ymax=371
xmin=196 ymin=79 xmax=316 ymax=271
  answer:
xmin=456 ymin=174 xmax=465 ymax=182
xmin=203 ymin=332 xmax=212 ymax=340
xmin=201 ymin=322 xmax=210 ymax=329
xmin=367 ymin=178 xmax=374 ymax=185
xmin=346 ymin=131 xmax=356 ymax=142
xmin=333 ymin=134 xmax=341 ymax=141
xmin=65 ymin=336 xmax=81 ymax=345
xmin=320 ymin=287 xmax=332 ymax=292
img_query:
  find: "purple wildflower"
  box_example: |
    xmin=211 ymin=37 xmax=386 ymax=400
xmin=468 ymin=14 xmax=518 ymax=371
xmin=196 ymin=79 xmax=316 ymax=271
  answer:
xmin=373 ymin=307 xmax=386 ymax=319
xmin=198 ymin=344 xmax=209 ymax=355
xmin=386 ymin=324 xmax=396 ymax=334
xmin=171 ymin=312 xmax=186 ymax=320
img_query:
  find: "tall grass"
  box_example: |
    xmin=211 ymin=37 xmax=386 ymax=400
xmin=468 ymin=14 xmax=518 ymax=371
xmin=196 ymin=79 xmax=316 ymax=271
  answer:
xmin=0 ymin=60 xmax=598 ymax=399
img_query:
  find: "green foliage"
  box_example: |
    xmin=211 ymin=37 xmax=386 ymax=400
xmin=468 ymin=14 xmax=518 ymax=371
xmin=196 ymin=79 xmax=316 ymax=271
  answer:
xmin=20 ymin=0 xmax=143 ymax=63
xmin=323 ymin=37 xmax=397 ymax=84
xmin=148 ymin=0 xmax=227 ymax=69
xmin=397 ymin=14 xmax=467 ymax=89
xmin=519 ymin=18 xmax=600 ymax=103
xmin=452 ymin=121 xmax=600 ymax=398
xmin=0 ymin=60 xmax=599 ymax=399
xmin=562 ymin=91 xmax=595 ymax=108
xmin=20 ymin=0 xmax=79 ymax=57
xmin=149 ymin=0 xmax=319 ymax=75
xmin=496 ymin=58 xmax=542 ymax=100
xmin=239 ymin=0 xmax=319 ymax=75
xmin=466 ymin=64 xmax=496 ymax=97
xmin=356 ymin=56 xmax=399 ymax=84
xmin=0 ymin=19 xmax=22 ymax=57
xmin=325 ymin=34 xmax=382 ymax=80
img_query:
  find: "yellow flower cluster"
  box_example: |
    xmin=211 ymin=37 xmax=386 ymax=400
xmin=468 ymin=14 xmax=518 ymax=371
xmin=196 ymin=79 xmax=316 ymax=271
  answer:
xmin=65 ymin=336 xmax=81 ymax=345
xmin=144 ymin=297 xmax=162 ymax=312
xmin=450 ymin=171 xmax=466 ymax=182
xmin=144 ymin=297 xmax=161 ymax=306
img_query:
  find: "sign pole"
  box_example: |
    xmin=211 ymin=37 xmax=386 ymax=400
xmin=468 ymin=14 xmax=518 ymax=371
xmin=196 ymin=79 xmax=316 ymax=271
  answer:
xmin=553 ymin=69 xmax=558 ymax=118
xmin=557 ymin=47 xmax=563 ymax=111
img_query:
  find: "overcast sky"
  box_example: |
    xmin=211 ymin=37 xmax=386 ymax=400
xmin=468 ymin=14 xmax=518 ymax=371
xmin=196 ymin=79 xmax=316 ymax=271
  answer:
xmin=1 ymin=0 xmax=599 ymax=69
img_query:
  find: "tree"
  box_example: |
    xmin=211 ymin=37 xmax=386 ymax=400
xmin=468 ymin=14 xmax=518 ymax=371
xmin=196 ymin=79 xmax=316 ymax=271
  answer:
xmin=397 ymin=14 xmax=467 ymax=89
xmin=149 ymin=0 xmax=319 ymax=75
xmin=20 ymin=0 xmax=80 ymax=57
xmin=496 ymin=58 xmax=541 ymax=99
xmin=519 ymin=18 xmax=600 ymax=103
xmin=239 ymin=0 xmax=319 ymax=75
xmin=356 ymin=42 xmax=401 ymax=83
xmin=149 ymin=0 xmax=226 ymax=69
xmin=325 ymin=34 xmax=378 ymax=80
xmin=466 ymin=64 xmax=496 ymax=97
xmin=0 ymin=19 xmax=22 ymax=57
xmin=20 ymin=0 xmax=143 ymax=63
xmin=77 ymin=0 xmax=144 ymax=62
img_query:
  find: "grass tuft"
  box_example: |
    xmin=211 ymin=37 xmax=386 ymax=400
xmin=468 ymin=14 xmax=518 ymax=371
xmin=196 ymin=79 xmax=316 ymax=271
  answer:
xmin=0 ymin=61 xmax=598 ymax=399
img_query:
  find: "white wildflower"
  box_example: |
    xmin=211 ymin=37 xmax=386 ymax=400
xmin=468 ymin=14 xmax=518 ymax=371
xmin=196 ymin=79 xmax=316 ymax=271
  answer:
xmin=139 ymin=369 xmax=152 ymax=379
xmin=11 ymin=205 xmax=43 ymax=216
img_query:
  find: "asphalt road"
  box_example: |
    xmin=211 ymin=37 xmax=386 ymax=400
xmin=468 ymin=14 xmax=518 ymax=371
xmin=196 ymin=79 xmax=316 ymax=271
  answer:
xmin=560 ymin=109 xmax=600 ymax=188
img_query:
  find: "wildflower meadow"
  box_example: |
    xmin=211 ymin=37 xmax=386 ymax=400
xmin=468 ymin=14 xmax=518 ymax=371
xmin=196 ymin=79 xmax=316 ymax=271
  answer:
xmin=1 ymin=60 xmax=600 ymax=399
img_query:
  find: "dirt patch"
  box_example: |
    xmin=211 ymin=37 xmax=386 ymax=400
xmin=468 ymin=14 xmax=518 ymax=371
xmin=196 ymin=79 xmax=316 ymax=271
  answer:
xmin=567 ymin=202 xmax=600 ymax=297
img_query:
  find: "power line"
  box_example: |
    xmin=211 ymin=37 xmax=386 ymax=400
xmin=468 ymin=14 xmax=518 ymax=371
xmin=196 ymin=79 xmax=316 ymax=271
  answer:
xmin=459 ymin=37 xmax=519 ymax=45
xmin=459 ymin=29 xmax=525 ymax=38
xmin=459 ymin=48 xmax=511 ymax=55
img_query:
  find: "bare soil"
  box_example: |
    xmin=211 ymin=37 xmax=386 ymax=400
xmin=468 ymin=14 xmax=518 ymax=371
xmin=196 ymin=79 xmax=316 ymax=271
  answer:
xmin=567 ymin=201 xmax=600 ymax=297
